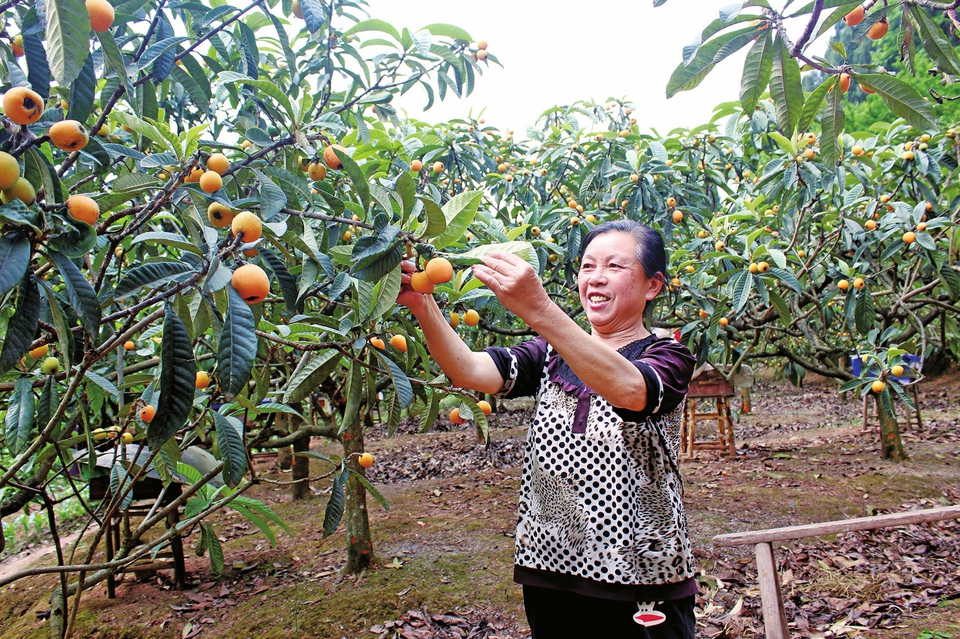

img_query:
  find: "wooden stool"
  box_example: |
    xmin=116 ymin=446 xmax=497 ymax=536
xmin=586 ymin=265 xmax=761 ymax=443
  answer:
xmin=682 ymin=396 xmax=736 ymax=458
xmin=88 ymin=466 xmax=187 ymax=598
xmin=104 ymin=501 xmax=186 ymax=598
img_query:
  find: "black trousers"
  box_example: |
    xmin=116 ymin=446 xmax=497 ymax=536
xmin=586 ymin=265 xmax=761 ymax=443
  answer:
xmin=523 ymin=585 xmax=696 ymax=638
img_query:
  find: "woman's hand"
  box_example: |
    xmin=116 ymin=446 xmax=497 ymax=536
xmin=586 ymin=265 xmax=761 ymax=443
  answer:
xmin=396 ymin=259 xmax=433 ymax=316
xmin=472 ymin=251 xmax=553 ymax=323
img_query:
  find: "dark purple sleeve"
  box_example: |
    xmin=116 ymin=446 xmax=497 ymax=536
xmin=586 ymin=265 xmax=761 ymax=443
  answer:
xmin=613 ymin=339 xmax=696 ymax=423
xmin=483 ymin=336 xmax=548 ymax=399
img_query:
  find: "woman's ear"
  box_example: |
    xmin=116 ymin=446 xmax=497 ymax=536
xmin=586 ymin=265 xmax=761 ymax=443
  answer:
xmin=645 ymin=273 xmax=665 ymax=301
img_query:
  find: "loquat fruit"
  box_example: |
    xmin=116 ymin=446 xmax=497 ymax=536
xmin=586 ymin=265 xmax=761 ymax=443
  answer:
xmin=231 ymin=263 xmax=270 ymax=304
xmin=0 ymin=151 xmax=21 ymax=190
xmin=1 ymin=177 xmax=35 ymax=205
xmin=424 ymin=257 xmax=454 ymax=284
xmin=66 ymin=195 xmax=100 ymax=225
xmin=390 ymin=335 xmax=407 ymax=352
xmin=206 ymin=152 xmax=229 ymax=175
xmin=231 ymin=211 xmax=262 ymax=242
xmin=307 ymin=162 xmax=327 ymax=181
xmin=323 ymin=144 xmax=346 ymax=170
xmin=86 ymin=0 xmax=115 ymax=31
xmin=28 ymin=344 xmax=49 ymax=359
xmin=3 ymin=86 xmax=44 ymax=125
xmin=199 ymin=170 xmax=222 ymax=193
xmin=41 ymin=357 xmax=60 ymax=375
xmin=410 ymin=271 xmax=435 ymax=294
xmin=49 ymin=120 xmax=89 ymax=152
xmin=139 ymin=405 xmax=156 ymax=423
xmin=207 ymin=202 xmax=234 ymax=228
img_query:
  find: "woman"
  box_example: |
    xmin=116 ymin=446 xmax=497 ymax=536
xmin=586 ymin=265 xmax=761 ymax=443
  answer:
xmin=397 ymin=220 xmax=697 ymax=638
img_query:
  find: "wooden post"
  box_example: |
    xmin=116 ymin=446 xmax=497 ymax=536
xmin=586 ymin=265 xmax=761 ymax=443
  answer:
xmin=754 ymin=542 xmax=789 ymax=639
xmin=105 ymin=516 xmax=116 ymax=599
xmin=167 ymin=509 xmax=186 ymax=590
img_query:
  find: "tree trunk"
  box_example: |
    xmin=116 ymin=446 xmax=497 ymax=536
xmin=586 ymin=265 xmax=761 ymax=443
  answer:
xmin=875 ymin=393 xmax=908 ymax=462
xmin=275 ymin=413 xmax=293 ymax=471
xmin=291 ymin=435 xmax=311 ymax=500
xmin=342 ymin=411 xmax=374 ymax=573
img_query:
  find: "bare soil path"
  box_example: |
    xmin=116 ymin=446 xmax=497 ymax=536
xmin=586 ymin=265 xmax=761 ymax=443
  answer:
xmin=2 ymin=373 xmax=958 ymax=638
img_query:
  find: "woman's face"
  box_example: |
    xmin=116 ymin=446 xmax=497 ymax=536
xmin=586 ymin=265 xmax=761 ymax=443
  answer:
xmin=577 ymin=232 xmax=662 ymax=340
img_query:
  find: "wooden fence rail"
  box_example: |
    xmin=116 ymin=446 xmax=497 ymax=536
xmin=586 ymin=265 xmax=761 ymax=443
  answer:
xmin=712 ymin=505 xmax=960 ymax=639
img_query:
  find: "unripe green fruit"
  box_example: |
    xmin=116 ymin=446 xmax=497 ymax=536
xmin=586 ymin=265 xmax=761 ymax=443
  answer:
xmin=41 ymin=357 xmax=60 ymax=375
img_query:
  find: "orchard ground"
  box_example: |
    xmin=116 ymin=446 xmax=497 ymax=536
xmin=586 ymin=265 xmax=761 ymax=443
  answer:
xmin=2 ymin=371 xmax=958 ymax=639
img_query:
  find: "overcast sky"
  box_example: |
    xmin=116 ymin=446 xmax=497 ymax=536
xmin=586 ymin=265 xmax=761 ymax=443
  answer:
xmin=364 ymin=0 xmax=756 ymax=136
xmin=361 ymin=1 xmax=834 ymax=138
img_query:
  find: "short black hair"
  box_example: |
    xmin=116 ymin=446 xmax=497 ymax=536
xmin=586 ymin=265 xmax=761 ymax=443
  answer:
xmin=579 ymin=220 xmax=668 ymax=318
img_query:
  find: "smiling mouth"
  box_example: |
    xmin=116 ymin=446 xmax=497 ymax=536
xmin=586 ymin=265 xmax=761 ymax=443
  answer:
xmin=588 ymin=294 xmax=610 ymax=304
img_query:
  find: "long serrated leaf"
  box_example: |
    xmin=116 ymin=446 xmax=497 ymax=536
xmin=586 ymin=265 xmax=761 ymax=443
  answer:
xmin=230 ymin=503 xmax=277 ymax=546
xmin=36 ymin=375 xmax=58 ymax=433
xmin=350 ymin=469 xmax=390 ymax=512
xmin=50 ymin=252 xmax=100 ymax=339
xmin=797 ymin=77 xmax=832 ymax=134
xmin=114 ymin=260 xmax=194 ymax=299
xmin=218 ymin=286 xmax=258 ymax=401
xmin=45 ymin=0 xmax=89 ymax=86
xmin=371 ymin=350 xmax=413 ymax=408
xmin=213 ymin=411 xmax=246 ymax=487
xmin=252 ymin=169 xmax=287 ymax=220
xmin=132 ymin=231 xmax=205 ymax=255
xmin=282 ymin=349 xmax=341 ymax=404
xmin=419 ymin=389 xmax=441 ymax=433
xmin=23 ymin=32 xmax=51 ymax=99
xmin=97 ymin=30 xmax=138 ymax=116
xmin=259 ymin=247 xmax=300 ymax=313
xmin=332 ymin=147 xmax=370 ymax=212
xmin=321 ymin=467 xmax=348 ymax=538
xmin=84 ymin=370 xmax=119 ymax=401
xmin=767 ymin=267 xmax=802 ymax=294
xmin=909 ymin=5 xmax=960 ymax=76
xmin=69 ymin=50 xmax=97 ymax=127
xmin=740 ymin=30 xmax=773 ymax=114
xmin=202 ymin=522 xmax=224 ymax=576
xmin=0 ymin=234 xmax=31 ymax=299
xmin=666 ymin=27 xmax=757 ymax=98
xmin=856 ymin=73 xmax=937 ymax=132
xmin=110 ymin=463 xmax=133 ymax=511
xmin=147 ymin=304 xmax=196 ymax=450
xmin=367 ymin=266 xmax=401 ymax=322
xmin=352 ymin=225 xmax=400 ymax=269
xmin=170 ymin=64 xmax=209 ymax=115
xmin=419 ymin=197 xmax=446 ymax=237
xmin=769 ymin=36 xmax=803 ymax=134
xmin=432 ymin=190 xmax=483 ymax=249
xmin=353 ymin=244 xmax=402 ymax=282
xmin=231 ymin=495 xmax=291 ymax=534
xmin=338 ymin=361 xmax=363 ymax=435
xmin=136 ymin=36 xmax=188 ymax=72
xmin=854 ymin=288 xmax=875 ymax=335
xmin=939 ymin=264 xmax=960 ymax=300
xmin=5 ymin=377 xmax=36 ymax=455
xmin=767 ymin=288 xmax=791 ymax=324
xmin=821 ymin=79 xmax=845 ymax=167
xmin=458 ymin=241 xmax=536 ymax=265
xmin=729 ymin=270 xmax=752 ymax=312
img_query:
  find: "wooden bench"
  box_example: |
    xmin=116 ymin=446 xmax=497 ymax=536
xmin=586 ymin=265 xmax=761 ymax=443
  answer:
xmin=712 ymin=505 xmax=960 ymax=639
xmin=682 ymin=367 xmax=737 ymax=458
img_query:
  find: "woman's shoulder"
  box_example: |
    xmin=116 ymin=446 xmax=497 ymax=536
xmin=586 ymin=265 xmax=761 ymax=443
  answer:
xmin=623 ymin=334 xmax=695 ymax=361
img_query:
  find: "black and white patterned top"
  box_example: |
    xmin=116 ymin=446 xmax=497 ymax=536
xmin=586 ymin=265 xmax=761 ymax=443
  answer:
xmin=486 ymin=334 xmax=698 ymax=601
